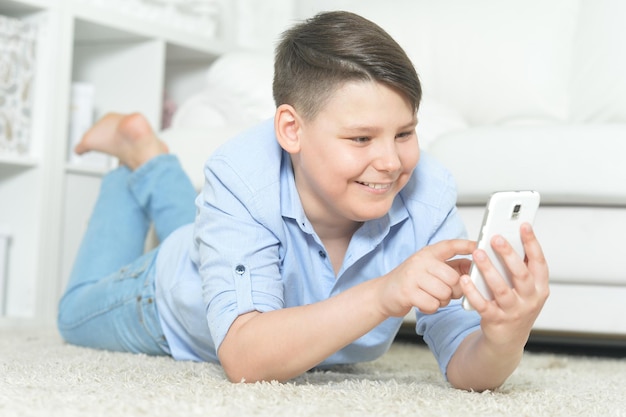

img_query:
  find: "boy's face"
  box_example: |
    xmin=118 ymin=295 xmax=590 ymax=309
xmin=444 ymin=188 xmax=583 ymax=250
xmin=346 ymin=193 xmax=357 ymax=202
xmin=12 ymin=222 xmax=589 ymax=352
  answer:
xmin=291 ymin=81 xmax=419 ymax=228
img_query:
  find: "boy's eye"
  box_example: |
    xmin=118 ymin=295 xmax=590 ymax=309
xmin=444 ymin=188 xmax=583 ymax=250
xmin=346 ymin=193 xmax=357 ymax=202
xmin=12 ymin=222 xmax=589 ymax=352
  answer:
xmin=352 ymin=136 xmax=370 ymax=143
xmin=396 ymin=130 xmax=415 ymax=140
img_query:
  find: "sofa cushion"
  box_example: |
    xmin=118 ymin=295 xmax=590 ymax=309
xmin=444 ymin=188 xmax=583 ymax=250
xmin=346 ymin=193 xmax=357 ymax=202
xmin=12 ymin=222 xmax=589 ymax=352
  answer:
xmin=172 ymin=51 xmax=275 ymax=129
xmin=459 ymin=206 xmax=626 ymax=285
xmin=569 ymin=0 xmax=626 ymax=123
xmin=426 ymin=124 xmax=626 ymax=205
xmin=416 ymin=96 xmax=469 ymax=149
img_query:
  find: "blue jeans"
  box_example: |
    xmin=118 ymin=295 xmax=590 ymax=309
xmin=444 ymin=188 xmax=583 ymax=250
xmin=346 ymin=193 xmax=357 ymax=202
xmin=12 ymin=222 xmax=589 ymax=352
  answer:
xmin=57 ymin=155 xmax=197 ymax=355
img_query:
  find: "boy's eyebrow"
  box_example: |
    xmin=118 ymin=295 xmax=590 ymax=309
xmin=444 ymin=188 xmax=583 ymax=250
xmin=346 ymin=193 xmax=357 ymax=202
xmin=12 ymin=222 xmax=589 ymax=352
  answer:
xmin=342 ymin=118 xmax=418 ymax=134
xmin=401 ymin=117 xmax=419 ymax=129
xmin=341 ymin=125 xmax=381 ymax=134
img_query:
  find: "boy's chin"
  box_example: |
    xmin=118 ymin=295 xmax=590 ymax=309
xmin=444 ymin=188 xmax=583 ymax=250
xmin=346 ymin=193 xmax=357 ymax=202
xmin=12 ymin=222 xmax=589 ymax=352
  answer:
xmin=351 ymin=203 xmax=394 ymax=222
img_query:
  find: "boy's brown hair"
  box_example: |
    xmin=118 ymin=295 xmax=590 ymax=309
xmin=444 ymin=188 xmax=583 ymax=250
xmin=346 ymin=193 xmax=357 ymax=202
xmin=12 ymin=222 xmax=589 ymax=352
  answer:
xmin=273 ymin=10 xmax=422 ymax=121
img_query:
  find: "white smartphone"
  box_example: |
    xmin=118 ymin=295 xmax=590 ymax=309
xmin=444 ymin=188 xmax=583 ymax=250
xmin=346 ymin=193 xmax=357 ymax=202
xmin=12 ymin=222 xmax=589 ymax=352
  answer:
xmin=462 ymin=191 xmax=541 ymax=310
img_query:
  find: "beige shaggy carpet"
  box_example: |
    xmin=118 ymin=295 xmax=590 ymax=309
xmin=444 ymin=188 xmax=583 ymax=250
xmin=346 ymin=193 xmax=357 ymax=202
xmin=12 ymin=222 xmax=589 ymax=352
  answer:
xmin=1 ymin=324 xmax=625 ymax=417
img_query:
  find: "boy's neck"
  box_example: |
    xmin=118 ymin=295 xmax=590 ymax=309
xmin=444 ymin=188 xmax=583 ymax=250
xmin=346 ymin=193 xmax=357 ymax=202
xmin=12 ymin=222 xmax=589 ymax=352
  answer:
xmin=310 ymin=220 xmax=362 ymax=276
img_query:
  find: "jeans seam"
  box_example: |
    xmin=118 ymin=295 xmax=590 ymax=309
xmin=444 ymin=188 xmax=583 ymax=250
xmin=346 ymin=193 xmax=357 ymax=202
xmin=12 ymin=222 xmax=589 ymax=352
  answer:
xmin=58 ymin=294 xmax=137 ymax=330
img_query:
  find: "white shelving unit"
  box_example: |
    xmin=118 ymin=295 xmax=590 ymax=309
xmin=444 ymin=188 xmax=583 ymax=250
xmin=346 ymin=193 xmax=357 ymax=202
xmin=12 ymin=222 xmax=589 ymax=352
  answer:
xmin=0 ymin=0 xmax=234 ymax=322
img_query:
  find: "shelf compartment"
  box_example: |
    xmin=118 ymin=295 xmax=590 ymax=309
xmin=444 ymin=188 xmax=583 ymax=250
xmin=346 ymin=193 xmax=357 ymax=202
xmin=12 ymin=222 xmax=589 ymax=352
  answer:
xmin=64 ymin=162 xmax=112 ymax=177
xmin=71 ymin=0 xmax=231 ymax=57
xmin=71 ymin=19 xmax=166 ymax=129
xmin=0 ymin=0 xmax=51 ymax=15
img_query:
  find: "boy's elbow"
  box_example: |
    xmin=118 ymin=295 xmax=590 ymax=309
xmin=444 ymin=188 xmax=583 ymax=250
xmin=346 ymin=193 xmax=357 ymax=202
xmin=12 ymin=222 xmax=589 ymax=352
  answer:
xmin=219 ymin=351 xmax=274 ymax=383
xmin=218 ymin=344 xmax=251 ymax=383
xmin=218 ymin=311 xmax=272 ymax=383
xmin=223 ymin=366 xmax=249 ymax=383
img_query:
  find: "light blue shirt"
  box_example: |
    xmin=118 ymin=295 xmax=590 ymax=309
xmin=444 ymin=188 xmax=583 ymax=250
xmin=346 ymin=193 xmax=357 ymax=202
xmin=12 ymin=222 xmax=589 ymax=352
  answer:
xmin=155 ymin=119 xmax=480 ymax=377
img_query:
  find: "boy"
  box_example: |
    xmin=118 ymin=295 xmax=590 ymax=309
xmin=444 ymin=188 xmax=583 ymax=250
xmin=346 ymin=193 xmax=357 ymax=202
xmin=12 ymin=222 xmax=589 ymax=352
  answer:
xmin=58 ymin=11 xmax=549 ymax=391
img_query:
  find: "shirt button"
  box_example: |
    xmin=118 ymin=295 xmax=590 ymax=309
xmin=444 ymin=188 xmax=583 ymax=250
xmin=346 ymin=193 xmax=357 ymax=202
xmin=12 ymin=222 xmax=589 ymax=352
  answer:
xmin=318 ymin=250 xmax=327 ymax=259
xmin=235 ymin=264 xmax=246 ymax=275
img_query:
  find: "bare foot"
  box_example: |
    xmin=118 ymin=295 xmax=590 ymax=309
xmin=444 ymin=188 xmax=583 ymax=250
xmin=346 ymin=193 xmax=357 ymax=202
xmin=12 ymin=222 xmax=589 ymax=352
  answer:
xmin=74 ymin=112 xmax=169 ymax=170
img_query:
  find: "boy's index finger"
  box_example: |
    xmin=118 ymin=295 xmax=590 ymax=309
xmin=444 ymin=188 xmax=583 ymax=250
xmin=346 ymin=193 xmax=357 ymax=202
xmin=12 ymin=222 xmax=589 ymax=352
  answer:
xmin=428 ymin=239 xmax=476 ymax=261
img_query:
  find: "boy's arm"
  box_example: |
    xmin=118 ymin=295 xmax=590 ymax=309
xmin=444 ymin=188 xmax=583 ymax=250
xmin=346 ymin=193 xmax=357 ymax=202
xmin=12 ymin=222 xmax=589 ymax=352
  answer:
xmin=218 ymin=239 xmax=475 ymax=383
xmin=446 ymin=223 xmax=549 ymax=391
xmin=218 ymin=277 xmax=386 ymax=383
xmin=445 ymin=330 xmax=524 ymax=391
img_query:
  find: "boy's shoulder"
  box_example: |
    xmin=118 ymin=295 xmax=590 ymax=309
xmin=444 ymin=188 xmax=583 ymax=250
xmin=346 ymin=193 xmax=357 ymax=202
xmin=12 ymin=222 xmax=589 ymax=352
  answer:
xmin=211 ymin=118 xmax=279 ymax=163
xmin=205 ymin=118 xmax=284 ymax=195
xmin=207 ymin=119 xmax=282 ymax=173
xmin=401 ymin=150 xmax=458 ymax=209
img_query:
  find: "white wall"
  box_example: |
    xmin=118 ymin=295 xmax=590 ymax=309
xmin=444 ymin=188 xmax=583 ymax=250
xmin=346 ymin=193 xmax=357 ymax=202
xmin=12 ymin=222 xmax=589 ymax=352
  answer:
xmin=226 ymin=0 xmax=296 ymax=51
xmin=226 ymin=0 xmax=358 ymax=51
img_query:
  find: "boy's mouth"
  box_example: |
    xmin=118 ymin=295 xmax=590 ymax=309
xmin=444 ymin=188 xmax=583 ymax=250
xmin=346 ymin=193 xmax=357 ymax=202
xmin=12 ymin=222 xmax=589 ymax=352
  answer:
xmin=356 ymin=181 xmax=392 ymax=190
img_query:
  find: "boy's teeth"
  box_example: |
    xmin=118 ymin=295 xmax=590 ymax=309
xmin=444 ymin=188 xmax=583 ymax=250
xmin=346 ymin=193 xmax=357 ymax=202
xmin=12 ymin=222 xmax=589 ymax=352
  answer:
xmin=361 ymin=182 xmax=388 ymax=189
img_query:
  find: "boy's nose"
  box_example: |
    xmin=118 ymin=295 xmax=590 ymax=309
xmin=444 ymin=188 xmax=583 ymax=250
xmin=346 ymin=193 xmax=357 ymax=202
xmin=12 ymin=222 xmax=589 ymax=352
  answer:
xmin=373 ymin=142 xmax=402 ymax=172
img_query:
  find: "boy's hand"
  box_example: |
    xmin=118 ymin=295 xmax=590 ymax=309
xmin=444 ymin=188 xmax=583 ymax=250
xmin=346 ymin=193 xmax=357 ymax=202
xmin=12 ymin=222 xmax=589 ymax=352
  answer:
xmin=460 ymin=223 xmax=549 ymax=348
xmin=378 ymin=239 xmax=476 ymax=317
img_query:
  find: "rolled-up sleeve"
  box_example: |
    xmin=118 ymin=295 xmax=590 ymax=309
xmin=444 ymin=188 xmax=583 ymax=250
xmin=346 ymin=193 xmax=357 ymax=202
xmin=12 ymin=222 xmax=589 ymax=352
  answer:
xmin=416 ymin=301 xmax=481 ymax=379
xmin=193 ymin=155 xmax=284 ymax=352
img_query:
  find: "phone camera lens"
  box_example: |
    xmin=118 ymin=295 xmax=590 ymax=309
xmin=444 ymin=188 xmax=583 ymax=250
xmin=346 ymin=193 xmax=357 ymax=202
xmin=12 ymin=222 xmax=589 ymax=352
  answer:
xmin=511 ymin=204 xmax=522 ymax=219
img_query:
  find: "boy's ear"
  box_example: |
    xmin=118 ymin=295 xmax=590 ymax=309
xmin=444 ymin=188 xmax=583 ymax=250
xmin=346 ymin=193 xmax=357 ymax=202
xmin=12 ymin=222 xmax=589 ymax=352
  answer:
xmin=274 ymin=104 xmax=302 ymax=154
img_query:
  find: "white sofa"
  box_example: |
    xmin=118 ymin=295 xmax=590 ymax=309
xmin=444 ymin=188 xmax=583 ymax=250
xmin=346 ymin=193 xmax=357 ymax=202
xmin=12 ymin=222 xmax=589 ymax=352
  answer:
xmin=163 ymin=0 xmax=626 ymax=343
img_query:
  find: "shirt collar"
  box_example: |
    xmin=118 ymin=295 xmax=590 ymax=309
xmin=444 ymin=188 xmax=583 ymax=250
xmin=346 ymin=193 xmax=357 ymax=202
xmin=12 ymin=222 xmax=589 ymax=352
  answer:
xmin=280 ymin=151 xmax=312 ymax=232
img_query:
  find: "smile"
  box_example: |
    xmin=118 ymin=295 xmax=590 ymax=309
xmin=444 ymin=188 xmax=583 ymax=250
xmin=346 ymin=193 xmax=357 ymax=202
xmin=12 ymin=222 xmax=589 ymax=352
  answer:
xmin=357 ymin=181 xmax=392 ymax=190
